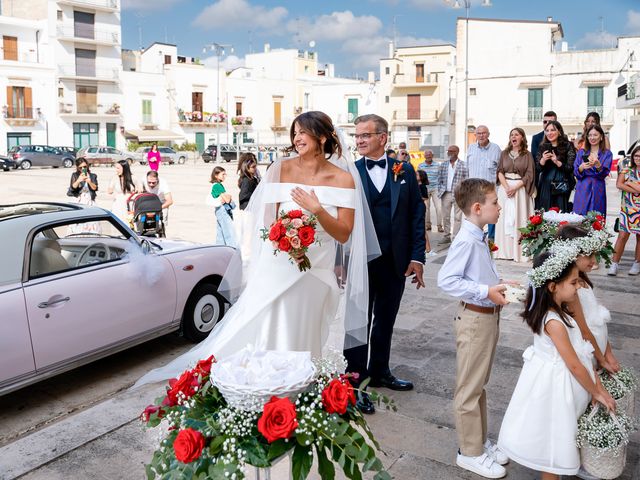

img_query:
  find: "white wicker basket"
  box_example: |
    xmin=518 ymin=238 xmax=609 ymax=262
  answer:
xmin=609 ymin=373 xmax=636 ymax=418
xmin=580 ymin=406 xmax=628 ymax=480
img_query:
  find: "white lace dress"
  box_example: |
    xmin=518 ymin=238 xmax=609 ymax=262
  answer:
xmin=498 ymin=311 xmax=595 ymax=475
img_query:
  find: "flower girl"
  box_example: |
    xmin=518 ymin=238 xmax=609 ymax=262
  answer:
xmin=498 ymin=250 xmax=616 ymax=479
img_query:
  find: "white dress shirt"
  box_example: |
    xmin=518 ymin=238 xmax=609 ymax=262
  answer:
xmin=365 ymin=155 xmax=388 ymax=192
xmin=466 ymin=141 xmax=501 ymax=182
xmin=438 ymin=218 xmax=500 ymax=306
xmin=446 ymin=159 xmax=458 ymax=192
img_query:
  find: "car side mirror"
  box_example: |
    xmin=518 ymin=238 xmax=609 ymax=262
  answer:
xmin=618 ymin=150 xmax=626 ymax=156
xmin=140 ymin=238 xmax=152 ymax=255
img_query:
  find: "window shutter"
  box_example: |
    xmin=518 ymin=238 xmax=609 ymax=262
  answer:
xmin=6 ymin=86 xmax=13 ymax=117
xmin=24 ymin=87 xmax=32 ymax=117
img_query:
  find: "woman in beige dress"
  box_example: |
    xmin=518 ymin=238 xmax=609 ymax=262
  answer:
xmin=495 ymin=127 xmax=535 ymax=262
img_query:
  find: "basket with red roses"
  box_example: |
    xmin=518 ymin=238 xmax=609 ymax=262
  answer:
xmin=261 ymin=209 xmax=320 ymax=272
xmin=141 ymin=353 xmax=394 ymax=480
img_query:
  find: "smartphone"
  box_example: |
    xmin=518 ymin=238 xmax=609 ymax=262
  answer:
xmin=82 ymin=167 xmax=88 ymax=175
xmin=582 ymin=154 xmax=590 ymax=163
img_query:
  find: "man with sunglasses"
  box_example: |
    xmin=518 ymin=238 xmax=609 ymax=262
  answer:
xmin=144 ymin=170 xmax=173 ymax=227
xmin=531 ymin=111 xmax=557 ymax=162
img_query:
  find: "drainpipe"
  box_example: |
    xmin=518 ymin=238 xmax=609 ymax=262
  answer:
xmin=35 ymin=30 xmax=40 ymax=63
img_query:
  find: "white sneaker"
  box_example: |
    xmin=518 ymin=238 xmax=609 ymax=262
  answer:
xmin=607 ymin=263 xmax=618 ymax=276
xmin=629 ymin=262 xmax=640 ymax=276
xmin=484 ymin=439 xmax=509 ymax=465
xmin=456 ymin=451 xmax=506 ymax=479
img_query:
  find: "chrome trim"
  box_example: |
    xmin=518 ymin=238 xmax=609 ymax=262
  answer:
xmin=38 ymin=296 xmax=70 ymax=308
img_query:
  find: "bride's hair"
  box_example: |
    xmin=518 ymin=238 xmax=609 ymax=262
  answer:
xmin=287 ymin=111 xmax=342 ymax=159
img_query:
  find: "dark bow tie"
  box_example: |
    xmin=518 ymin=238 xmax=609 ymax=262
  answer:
xmin=366 ymin=158 xmax=386 ymax=170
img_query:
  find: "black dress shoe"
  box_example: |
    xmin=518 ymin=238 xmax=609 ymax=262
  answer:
xmin=356 ymin=392 xmax=375 ymax=414
xmin=368 ymin=374 xmax=414 ymax=391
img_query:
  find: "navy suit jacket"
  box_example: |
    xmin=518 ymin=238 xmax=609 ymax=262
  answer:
xmin=355 ymin=157 xmax=426 ymax=276
xmin=531 ymin=131 xmax=545 ymax=162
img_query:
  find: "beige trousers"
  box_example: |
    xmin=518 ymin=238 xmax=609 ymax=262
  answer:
xmin=425 ymin=189 xmax=442 ymax=228
xmin=453 ymin=304 xmax=500 ymax=456
xmin=441 ymin=192 xmax=462 ymax=239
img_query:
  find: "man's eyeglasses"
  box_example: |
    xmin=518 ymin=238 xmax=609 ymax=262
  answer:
xmin=147 ymin=181 xmax=158 ymax=187
xmin=399 ymin=151 xmax=408 ymax=157
xmin=354 ymin=132 xmax=384 ymax=140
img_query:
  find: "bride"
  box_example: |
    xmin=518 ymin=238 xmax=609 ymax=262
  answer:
xmin=136 ymin=111 xmax=379 ymax=386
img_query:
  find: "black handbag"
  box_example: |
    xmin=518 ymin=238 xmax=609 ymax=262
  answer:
xmin=550 ymin=180 xmax=569 ymax=195
xmin=66 ymin=187 xmax=77 ymax=197
xmin=614 ymin=218 xmax=620 ymax=232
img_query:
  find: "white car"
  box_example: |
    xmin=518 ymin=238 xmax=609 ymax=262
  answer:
xmin=0 ymin=203 xmax=234 ymax=395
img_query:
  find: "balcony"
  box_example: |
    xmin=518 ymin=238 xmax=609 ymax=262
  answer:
xmin=527 ymin=107 xmax=543 ymax=123
xmin=0 ymin=50 xmax=39 ymax=64
xmin=56 ymin=0 xmax=119 ymax=12
xmin=392 ymin=109 xmax=440 ymax=125
xmin=513 ymin=108 xmax=614 ymax=126
xmin=393 ymin=73 xmax=439 ymax=88
xmin=231 ymin=116 xmax=253 ymax=131
xmin=58 ymin=102 xmax=121 ymax=117
xmin=57 ymin=25 xmax=120 ymax=46
xmin=177 ymin=110 xmax=226 ymax=127
xmin=57 ymin=64 xmax=119 ymax=83
xmin=2 ymin=107 xmax=39 ymax=126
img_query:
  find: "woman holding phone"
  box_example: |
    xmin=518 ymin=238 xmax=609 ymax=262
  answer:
xmin=67 ymin=158 xmax=101 ymax=233
xmin=573 ymin=124 xmax=612 ymax=215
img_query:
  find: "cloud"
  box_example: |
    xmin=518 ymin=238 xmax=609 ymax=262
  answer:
xmin=407 ymin=0 xmax=449 ymax=9
xmin=576 ymin=31 xmax=618 ymax=49
xmin=193 ymin=0 xmax=287 ymax=32
xmin=627 ymin=10 xmax=640 ymax=33
xmin=121 ymin=0 xmax=178 ymax=10
xmin=287 ymin=11 xmax=383 ymax=43
xmin=203 ymin=54 xmax=245 ymax=71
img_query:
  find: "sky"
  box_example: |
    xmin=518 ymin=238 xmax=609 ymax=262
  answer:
xmin=120 ymin=0 xmax=640 ymax=78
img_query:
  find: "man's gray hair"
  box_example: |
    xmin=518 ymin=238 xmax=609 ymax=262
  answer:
xmin=354 ymin=114 xmax=388 ymax=134
xmin=147 ymin=170 xmax=159 ymax=179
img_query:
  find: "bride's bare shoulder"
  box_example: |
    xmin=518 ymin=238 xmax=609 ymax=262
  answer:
xmin=326 ymin=163 xmax=355 ymax=189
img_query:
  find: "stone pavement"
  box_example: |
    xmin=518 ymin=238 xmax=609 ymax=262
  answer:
xmin=0 ymin=164 xmax=638 ymax=479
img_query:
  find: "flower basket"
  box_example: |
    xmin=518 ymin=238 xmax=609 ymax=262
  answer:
xmin=599 ymin=367 xmax=638 ymax=418
xmin=577 ymin=404 xmax=635 ymax=479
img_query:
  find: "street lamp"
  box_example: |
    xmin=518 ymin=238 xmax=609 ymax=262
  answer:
xmin=203 ymin=42 xmax=233 ymax=162
xmin=445 ymin=0 xmax=492 ymax=150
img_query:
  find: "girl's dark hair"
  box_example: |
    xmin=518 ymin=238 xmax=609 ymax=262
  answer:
xmin=416 ymin=169 xmax=428 ymax=185
xmin=539 ymin=120 xmax=571 ymax=159
xmin=521 ymin=252 xmax=576 ymax=334
xmin=502 ymin=127 xmax=529 ymax=156
xmin=556 ymin=224 xmax=593 ymax=287
xmin=583 ymin=125 xmax=607 ymax=154
xmin=237 ymin=152 xmax=257 ymax=175
xmin=628 ymin=145 xmax=640 ymax=172
xmin=210 ymin=166 xmax=226 ymax=184
xmin=238 ymin=156 xmax=258 ymax=187
xmin=75 ymin=158 xmax=89 ymax=170
xmin=584 ymin=111 xmax=601 ymax=127
xmin=117 ymin=159 xmax=135 ymax=193
xmin=287 ymin=111 xmax=342 ymax=159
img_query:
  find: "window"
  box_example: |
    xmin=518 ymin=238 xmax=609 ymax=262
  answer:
xmin=347 ymin=98 xmax=358 ymax=122
xmin=273 ymin=101 xmax=282 ymax=126
xmin=7 ymin=133 xmax=31 ymax=149
xmin=142 ymin=99 xmax=152 ymax=124
xmin=191 ymin=92 xmax=203 ymax=115
xmin=469 ymin=88 xmax=477 ymax=96
xmin=75 ymin=48 xmax=96 ymax=77
xmin=415 ymin=63 xmax=424 ymax=83
xmin=57 ymin=10 xmax=63 ymax=21
xmin=76 ymin=85 xmax=97 ymax=114
xmin=407 ymin=94 xmax=420 ymax=120
xmin=6 ymin=86 xmax=32 ymax=118
xmin=304 ymin=93 xmax=310 ymax=110
xmin=385 ymin=96 xmax=389 ymax=104
xmin=74 ymin=11 xmax=95 ymax=39
xmin=73 ymin=123 xmax=99 ymax=148
xmin=164 ymin=55 xmax=171 ymax=64
xmin=588 ymin=86 xmax=604 ymax=117
xmin=3 ymin=36 xmax=18 ymax=61
xmin=58 ymin=87 xmax=64 ymax=98
xmin=235 ymin=102 xmax=243 ymax=116
xmin=385 ymin=67 xmax=390 ymax=75
xmin=527 ymin=88 xmax=543 ymax=122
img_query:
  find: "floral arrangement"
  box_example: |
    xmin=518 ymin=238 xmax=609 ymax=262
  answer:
xmin=231 ymin=116 xmax=253 ymax=126
xmin=488 ymin=239 xmax=498 ymax=254
xmin=518 ymin=208 xmax=610 ymax=259
xmin=599 ymin=367 xmax=638 ymax=400
xmin=261 ymin=209 xmax=319 ymax=272
xmin=576 ymin=404 xmax=635 ymax=456
xmin=204 ymin=112 xmax=227 ymax=123
xmin=391 ymin=162 xmax=404 ymax=182
xmin=141 ymin=353 xmax=393 ymax=480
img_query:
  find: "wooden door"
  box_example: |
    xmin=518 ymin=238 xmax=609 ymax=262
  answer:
xmin=3 ymin=36 xmax=18 ymax=61
xmin=273 ymin=101 xmax=282 ymax=126
xmin=416 ymin=63 xmax=424 ymax=83
xmin=407 ymin=94 xmax=420 ymax=120
xmin=192 ymin=92 xmax=203 ymax=115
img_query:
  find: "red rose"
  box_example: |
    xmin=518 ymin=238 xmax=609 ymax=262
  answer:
xmin=288 ymin=209 xmax=303 ymax=219
xmin=530 ymin=215 xmax=543 ymax=226
xmin=166 ymin=370 xmax=199 ymax=406
xmin=141 ymin=404 xmax=165 ymax=422
xmin=322 ymin=379 xmax=356 ymax=415
xmin=193 ymin=355 xmax=215 ymax=378
xmin=173 ymin=428 xmax=205 ymax=463
xmin=596 ymin=214 xmax=604 ymax=222
xmin=559 ymin=221 xmax=569 ymax=226
xmin=549 ymin=207 xmax=560 ymax=213
xmin=592 ymin=220 xmax=603 ymax=231
xmin=298 ymin=226 xmax=315 ymax=247
xmin=278 ymin=237 xmax=292 ymax=252
xmin=269 ymin=221 xmax=283 ymax=241
xmin=257 ymin=396 xmax=298 ymax=443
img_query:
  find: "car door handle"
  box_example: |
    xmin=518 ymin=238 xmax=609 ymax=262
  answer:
xmin=38 ymin=296 xmax=70 ymax=308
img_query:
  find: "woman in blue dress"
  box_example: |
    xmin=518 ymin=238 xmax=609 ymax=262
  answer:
xmin=572 ymin=124 xmax=612 ymax=215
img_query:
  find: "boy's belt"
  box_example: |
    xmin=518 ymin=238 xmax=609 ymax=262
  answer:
xmin=460 ymin=301 xmax=501 ymax=314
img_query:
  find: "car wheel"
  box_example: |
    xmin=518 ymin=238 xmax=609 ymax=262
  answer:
xmin=62 ymin=158 xmax=73 ymax=168
xmin=203 ymin=158 xmax=210 ymax=163
xmin=178 ymin=156 xmax=186 ymax=164
xmin=182 ymin=283 xmax=225 ymax=342
xmin=20 ymin=160 xmax=32 ymax=170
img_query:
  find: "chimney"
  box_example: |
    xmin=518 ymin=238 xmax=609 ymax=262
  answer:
xmin=264 ymin=43 xmax=270 ymax=53
xmin=388 ymin=41 xmax=394 ymax=58
xmin=368 ymin=71 xmax=375 ymax=83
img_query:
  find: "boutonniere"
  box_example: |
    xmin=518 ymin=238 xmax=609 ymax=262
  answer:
xmin=392 ymin=162 xmax=404 ymax=182
xmin=488 ymin=240 xmax=499 ymax=254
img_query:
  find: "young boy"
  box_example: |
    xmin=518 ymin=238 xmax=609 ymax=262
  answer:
xmin=437 ymin=178 xmax=509 ymax=479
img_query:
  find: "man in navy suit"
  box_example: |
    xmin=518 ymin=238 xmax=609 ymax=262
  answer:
xmin=530 ymin=110 xmax=556 ymax=161
xmin=345 ymin=114 xmax=426 ymax=414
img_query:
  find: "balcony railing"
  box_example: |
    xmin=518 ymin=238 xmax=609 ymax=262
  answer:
xmin=393 ymin=73 xmax=439 ymax=86
xmin=527 ymin=106 xmax=543 ymax=122
xmin=58 ymin=102 xmax=121 ymax=115
xmin=1 ymin=50 xmax=39 ymax=63
xmin=178 ymin=110 xmax=226 ymax=126
xmin=57 ymin=25 xmax=119 ymax=44
xmin=56 ymin=0 xmax=118 ymax=10
xmin=4 ymin=107 xmax=36 ymax=119
xmin=587 ymin=105 xmax=604 ymax=117
xmin=3 ymin=106 xmax=39 ymax=126
xmin=392 ymin=109 xmax=439 ymax=122
xmin=57 ymin=64 xmax=119 ymax=81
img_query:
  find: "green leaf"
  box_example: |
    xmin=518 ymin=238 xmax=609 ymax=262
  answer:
xmin=268 ymin=439 xmax=293 ymax=461
xmin=373 ymin=471 xmax=393 ymax=480
xmin=363 ymin=456 xmax=383 ymax=471
xmin=241 ymin=438 xmax=270 ymax=468
xmin=315 ymin=445 xmax=336 ymax=480
xmin=296 ymin=433 xmax=313 ymax=447
xmin=291 ymin=444 xmax=313 ymax=480
xmin=145 ymin=463 xmax=155 ymax=480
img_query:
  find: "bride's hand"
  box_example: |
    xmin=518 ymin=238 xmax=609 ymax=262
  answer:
xmin=291 ymin=187 xmax=322 ymax=215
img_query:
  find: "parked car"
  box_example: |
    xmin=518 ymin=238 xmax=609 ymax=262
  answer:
xmin=8 ymin=145 xmax=75 ymax=170
xmin=135 ymin=146 xmax=187 ymax=165
xmin=202 ymin=145 xmax=218 ymax=163
xmin=0 ymin=154 xmax=17 ymax=171
xmin=55 ymin=146 xmax=79 ymax=158
xmin=0 ymin=202 xmax=235 ymax=395
xmin=76 ymin=146 xmax=134 ymax=166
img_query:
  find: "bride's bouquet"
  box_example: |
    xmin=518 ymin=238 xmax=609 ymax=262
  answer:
xmin=261 ymin=209 xmax=319 ymax=272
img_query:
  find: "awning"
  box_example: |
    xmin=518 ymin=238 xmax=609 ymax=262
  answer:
xmin=124 ymin=129 xmax=184 ymax=141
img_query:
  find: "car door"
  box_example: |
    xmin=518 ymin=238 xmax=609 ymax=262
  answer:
xmin=32 ymin=145 xmax=46 ymax=166
xmin=21 ymin=218 xmax=177 ymax=370
xmin=0 ymin=285 xmax=36 ymax=387
xmin=159 ymin=147 xmax=172 ymax=163
xmin=44 ymin=146 xmax=59 ymax=166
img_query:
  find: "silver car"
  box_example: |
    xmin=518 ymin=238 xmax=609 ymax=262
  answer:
xmin=136 ymin=146 xmax=186 ymax=165
xmin=76 ymin=146 xmax=134 ymax=166
xmin=8 ymin=145 xmax=75 ymax=170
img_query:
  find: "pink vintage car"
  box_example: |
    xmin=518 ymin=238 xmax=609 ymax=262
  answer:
xmin=0 ymin=202 xmax=235 ymax=395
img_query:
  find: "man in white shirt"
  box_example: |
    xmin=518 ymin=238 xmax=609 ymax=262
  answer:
xmin=144 ymin=170 xmax=173 ymax=227
xmin=437 ymin=145 xmax=468 ymax=244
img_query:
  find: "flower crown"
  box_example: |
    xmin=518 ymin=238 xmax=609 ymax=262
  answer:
xmin=527 ymin=230 xmax=610 ymax=288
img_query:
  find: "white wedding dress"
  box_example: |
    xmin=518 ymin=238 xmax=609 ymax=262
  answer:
xmin=135 ymin=182 xmax=356 ymax=385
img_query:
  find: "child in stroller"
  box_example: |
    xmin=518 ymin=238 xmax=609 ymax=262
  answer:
xmin=126 ymin=192 xmax=165 ymax=237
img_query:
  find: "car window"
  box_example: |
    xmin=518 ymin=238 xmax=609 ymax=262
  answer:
xmin=159 ymin=147 xmax=171 ymax=153
xmin=34 ymin=146 xmax=44 ymax=153
xmin=105 ymin=147 xmax=116 ymax=154
xmin=29 ymin=220 xmax=134 ymax=279
xmin=87 ymin=147 xmax=98 ymax=153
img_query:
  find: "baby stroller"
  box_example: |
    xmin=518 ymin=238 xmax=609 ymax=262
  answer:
xmin=126 ymin=192 xmax=165 ymax=237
